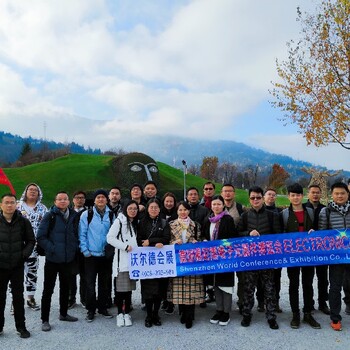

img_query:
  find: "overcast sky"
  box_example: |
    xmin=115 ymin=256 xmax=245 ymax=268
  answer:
xmin=0 ymin=0 xmax=348 ymax=171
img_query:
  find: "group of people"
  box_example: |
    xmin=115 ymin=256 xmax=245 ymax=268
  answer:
xmin=1 ymin=178 xmax=350 ymax=338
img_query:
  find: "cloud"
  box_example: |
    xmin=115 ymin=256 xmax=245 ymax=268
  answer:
xmin=1 ymin=0 xmax=344 ymax=171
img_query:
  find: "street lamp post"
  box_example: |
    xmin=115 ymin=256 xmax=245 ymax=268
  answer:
xmin=182 ymin=160 xmax=187 ymax=201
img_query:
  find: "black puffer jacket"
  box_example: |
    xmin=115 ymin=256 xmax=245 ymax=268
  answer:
xmin=238 ymin=206 xmax=281 ymax=236
xmin=0 ymin=210 xmax=35 ymax=269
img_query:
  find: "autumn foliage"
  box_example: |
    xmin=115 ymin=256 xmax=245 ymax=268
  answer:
xmin=270 ymin=0 xmax=350 ymax=149
xmin=268 ymin=163 xmax=290 ymax=189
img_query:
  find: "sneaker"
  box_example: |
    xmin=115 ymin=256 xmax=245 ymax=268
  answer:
xmin=16 ymin=327 xmax=30 ymax=338
xmin=27 ymin=298 xmax=40 ymax=311
xmin=268 ymin=319 xmax=279 ymax=330
xmin=219 ymin=312 xmax=230 ymax=326
xmin=59 ymin=314 xmax=78 ymax=322
xmin=303 ymin=313 xmax=321 ymax=329
xmin=86 ymin=311 xmax=95 ymax=322
xmin=210 ymin=311 xmax=222 ymax=324
xmin=290 ymin=312 xmax=300 ymax=329
xmin=331 ymin=321 xmax=342 ymax=331
xmin=165 ymin=303 xmax=175 ymax=315
xmin=42 ymin=322 xmax=51 ymax=332
xmin=116 ymin=313 xmax=125 ymax=327
xmin=318 ymin=304 xmax=330 ymax=315
xmin=10 ymin=302 xmax=14 ymax=315
xmin=345 ymin=304 xmax=350 ymax=315
xmin=124 ymin=314 xmax=132 ymax=327
xmin=241 ymin=316 xmax=251 ymax=327
xmin=68 ymin=300 xmax=76 ymax=309
xmin=98 ymin=309 xmax=113 ymax=319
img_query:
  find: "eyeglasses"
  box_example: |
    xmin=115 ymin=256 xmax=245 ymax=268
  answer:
xmin=204 ymin=188 xmax=214 ymax=191
xmin=249 ymin=196 xmax=262 ymax=201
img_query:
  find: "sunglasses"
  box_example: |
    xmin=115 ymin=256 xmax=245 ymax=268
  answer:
xmin=249 ymin=196 xmax=262 ymax=200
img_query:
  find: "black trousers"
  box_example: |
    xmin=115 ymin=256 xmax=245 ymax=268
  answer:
xmin=287 ymin=266 xmax=314 ymax=313
xmin=0 ymin=265 xmax=26 ymax=330
xmin=41 ymin=261 xmax=73 ymax=322
xmin=84 ymin=256 xmax=109 ymax=313
xmin=68 ymin=252 xmax=86 ymax=304
xmin=329 ymin=264 xmax=350 ymax=322
xmin=315 ymin=265 xmax=329 ymax=306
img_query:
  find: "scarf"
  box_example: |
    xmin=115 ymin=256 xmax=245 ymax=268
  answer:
xmin=203 ymin=196 xmax=212 ymax=210
xmin=178 ymin=217 xmax=191 ymax=231
xmin=329 ymin=200 xmax=350 ymax=216
xmin=209 ymin=211 xmax=228 ymax=240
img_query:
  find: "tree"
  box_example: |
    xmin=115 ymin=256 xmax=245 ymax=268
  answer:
xmin=270 ymin=0 xmax=350 ymax=149
xmin=200 ymin=156 xmax=218 ymax=180
xmin=268 ymin=163 xmax=290 ymax=189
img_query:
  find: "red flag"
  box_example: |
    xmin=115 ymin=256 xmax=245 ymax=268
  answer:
xmin=0 ymin=168 xmax=16 ymax=195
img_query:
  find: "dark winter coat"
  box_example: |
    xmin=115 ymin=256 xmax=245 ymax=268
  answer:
xmin=0 ymin=210 xmax=35 ymax=270
xmin=202 ymin=214 xmax=238 ymax=287
xmin=238 ymin=206 xmax=281 ymax=236
xmin=37 ymin=206 xmax=79 ymax=263
xmin=319 ymin=202 xmax=350 ymax=230
xmin=188 ymin=203 xmax=209 ymax=227
xmin=138 ymin=215 xmax=170 ymax=299
xmin=282 ymin=204 xmax=314 ymax=233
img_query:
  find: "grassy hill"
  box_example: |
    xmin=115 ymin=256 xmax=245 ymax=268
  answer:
xmin=0 ymin=153 xmax=290 ymax=207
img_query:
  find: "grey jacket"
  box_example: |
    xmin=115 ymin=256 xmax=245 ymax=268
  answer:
xmin=318 ymin=202 xmax=350 ymax=230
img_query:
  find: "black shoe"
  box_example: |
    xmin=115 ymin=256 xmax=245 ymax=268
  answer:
xmin=180 ymin=312 xmax=186 ymax=324
xmin=238 ymin=304 xmax=243 ymax=315
xmin=199 ymin=302 xmax=207 ymax=308
xmin=290 ymin=312 xmax=300 ymax=329
xmin=81 ymin=301 xmax=86 ymax=309
xmin=219 ymin=312 xmax=230 ymax=326
xmin=98 ymin=309 xmax=113 ymax=319
xmin=210 ymin=311 xmax=222 ymax=324
xmin=145 ymin=317 xmax=152 ymax=327
xmin=59 ymin=314 xmax=78 ymax=322
xmin=68 ymin=300 xmax=76 ymax=309
xmin=318 ymin=304 xmax=330 ymax=315
xmin=152 ymin=315 xmax=161 ymax=326
xmin=345 ymin=304 xmax=350 ymax=315
xmin=161 ymin=300 xmax=169 ymax=310
xmin=85 ymin=311 xmax=95 ymax=322
xmin=16 ymin=327 xmax=30 ymax=338
xmin=241 ymin=316 xmax=251 ymax=327
xmin=303 ymin=313 xmax=321 ymax=329
xmin=257 ymin=303 xmax=265 ymax=312
xmin=165 ymin=303 xmax=174 ymax=315
xmin=268 ymin=319 xmax=279 ymax=330
xmin=0 ymin=328 xmax=3 ymax=336
xmin=185 ymin=318 xmax=193 ymax=329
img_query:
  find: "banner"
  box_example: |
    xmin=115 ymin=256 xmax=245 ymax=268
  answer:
xmin=129 ymin=229 xmax=350 ymax=279
xmin=0 ymin=168 xmax=16 ymax=195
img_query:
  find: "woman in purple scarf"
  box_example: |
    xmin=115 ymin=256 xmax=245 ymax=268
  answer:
xmin=202 ymin=195 xmax=238 ymax=326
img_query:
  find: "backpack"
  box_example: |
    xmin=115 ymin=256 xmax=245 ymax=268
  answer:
xmin=282 ymin=207 xmax=314 ymax=230
xmin=36 ymin=213 xmax=56 ymax=256
xmin=86 ymin=208 xmax=115 ymax=259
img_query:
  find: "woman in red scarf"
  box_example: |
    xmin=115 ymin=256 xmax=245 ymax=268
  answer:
xmin=202 ymin=195 xmax=238 ymax=326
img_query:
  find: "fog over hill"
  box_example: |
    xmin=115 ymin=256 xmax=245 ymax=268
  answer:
xmin=1 ymin=130 xmax=349 ymax=180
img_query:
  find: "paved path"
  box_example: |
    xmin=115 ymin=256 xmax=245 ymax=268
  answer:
xmin=1 ymin=258 xmax=349 ymax=350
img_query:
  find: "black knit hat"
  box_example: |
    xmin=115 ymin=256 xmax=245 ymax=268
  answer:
xmin=93 ymin=189 xmax=108 ymax=201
